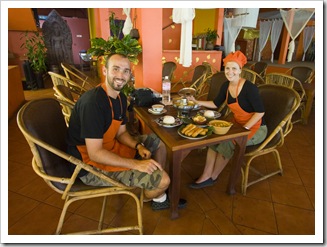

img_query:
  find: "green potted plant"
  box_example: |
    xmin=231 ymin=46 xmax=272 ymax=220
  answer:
xmin=20 ymin=31 xmax=48 ymax=89
xmin=205 ymin=28 xmax=219 ymax=50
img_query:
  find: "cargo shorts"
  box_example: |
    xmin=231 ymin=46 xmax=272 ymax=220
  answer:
xmin=80 ymin=133 xmax=163 ymax=190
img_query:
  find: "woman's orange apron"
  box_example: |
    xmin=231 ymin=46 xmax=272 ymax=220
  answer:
xmin=77 ymin=83 xmax=136 ymax=172
xmin=227 ymin=80 xmax=261 ymax=140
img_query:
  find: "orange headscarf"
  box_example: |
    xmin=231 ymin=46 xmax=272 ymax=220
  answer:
xmin=223 ymin=51 xmax=247 ymax=69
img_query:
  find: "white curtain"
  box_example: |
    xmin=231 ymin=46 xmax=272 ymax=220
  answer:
xmin=257 ymin=20 xmax=272 ymax=61
xmin=122 ymin=8 xmax=133 ymax=36
xmin=302 ymin=26 xmax=315 ymax=61
xmin=280 ymin=8 xmax=315 ymax=62
xmin=270 ymin=19 xmax=283 ymax=63
xmin=224 ymin=17 xmax=242 ymax=55
xmin=173 ymin=8 xmax=195 ymax=67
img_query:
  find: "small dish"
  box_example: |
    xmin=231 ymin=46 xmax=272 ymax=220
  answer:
xmin=198 ymin=110 xmax=221 ymax=119
xmin=155 ymin=117 xmax=183 ymax=128
xmin=148 ymin=108 xmax=167 ymax=115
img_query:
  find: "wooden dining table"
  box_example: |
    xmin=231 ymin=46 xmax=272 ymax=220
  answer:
xmin=134 ymin=105 xmax=250 ymax=219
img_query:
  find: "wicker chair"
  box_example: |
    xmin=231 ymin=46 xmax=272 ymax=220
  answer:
xmin=242 ymin=84 xmax=301 ymax=195
xmin=264 ymin=72 xmax=306 ymax=125
xmin=172 ymin=65 xmax=209 ymax=95
xmin=48 ymin=71 xmax=87 ymax=100
xmin=162 ymin=61 xmax=177 ymax=81
xmin=53 ymin=84 xmax=75 ymax=126
xmin=241 ymin=68 xmax=265 ymax=85
xmin=286 ymin=66 xmax=315 ymax=124
xmin=250 ymin=61 xmax=268 ymax=77
xmin=17 ymin=98 xmax=143 ymax=235
xmin=61 ymin=62 xmax=97 ymax=91
xmin=201 ymin=71 xmax=230 ymax=117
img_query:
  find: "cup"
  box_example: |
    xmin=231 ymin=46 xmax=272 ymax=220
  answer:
xmin=152 ymin=104 xmax=164 ymax=113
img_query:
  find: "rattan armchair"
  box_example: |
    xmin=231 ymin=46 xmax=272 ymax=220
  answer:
xmin=171 ymin=64 xmax=209 ymax=96
xmin=61 ymin=62 xmax=97 ymax=91
xmin=250 ymin=61 xmax=268 ymax=77
xmin=241 ymin=68 xmax=265 ymax=85
xmin=162 ymin=61 xmax=177 ymax=81
xmin=48 ymin=71 xmax=87 ymax=100
xmin=17 ymin=98 xmax=143 ymax=235
xmin=264 ymin=72 xmax=306 ymax=125
xmin=53 ymin=84 xmax=75 ymax=126
xmin=242 ymin=84 xmax=301 ymax=195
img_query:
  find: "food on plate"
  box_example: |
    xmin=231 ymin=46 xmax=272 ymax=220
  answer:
xmin=204 ymin=110 xmax=215 ymax=118
xmin=192 ymin=115 xmax=206 ymax=124
xmin=163 ymin=115 xmax=175 ymax=124
xmin=180 ymin=124 xmax=208 ymax=137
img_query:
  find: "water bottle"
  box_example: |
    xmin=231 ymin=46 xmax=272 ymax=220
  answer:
xmin=162 ymin=76 xmax=171 ymax=104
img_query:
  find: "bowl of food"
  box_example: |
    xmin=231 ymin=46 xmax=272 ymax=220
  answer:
xmin=192 ymin=115 xmax=207 ymax=125
xmin=208 ymin=120 xmax=233 ymax=135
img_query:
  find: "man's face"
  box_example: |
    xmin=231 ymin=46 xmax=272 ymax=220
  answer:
xmin=105 ymin=55 xmax=131 ymax=91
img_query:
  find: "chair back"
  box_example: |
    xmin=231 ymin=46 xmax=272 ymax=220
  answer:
xmin=53 ymin=85 xmax=75 ymax=126
xmin=288 ymin=66 xmax=314 ymax=84
xmin=206 ymin=71 xmax=230 ymax=116
xmin=206 ymin=71 xmax=227 ymax=101
xmin=241 ymin=68 xmax=265 ymax=84
xmin=190 ymin=65 xmax=208 ymax=88
xmin=162 ymin=61 xmax=177 ymax=81
xmin=48 ymin=71 xmax=87 ymax=98
xmin=61 ymin=62 xmax=96 ymax=90
xmin=264 ymin=72 xmax=305 ymax=100
xmin=252 ymin=62 xmax=268 ymax=77
xmin=247 ymin=84 xmax=300 ymax=152
xmin=17 ymin=98 xmax=74 ymax=192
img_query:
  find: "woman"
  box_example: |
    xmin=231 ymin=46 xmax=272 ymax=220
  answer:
xmin=187 ymin=51 xmax=268 ymax=189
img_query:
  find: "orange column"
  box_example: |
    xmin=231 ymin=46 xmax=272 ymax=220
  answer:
xmin=134 ymin=8 xmax=163 ymax=92
xmin=278 ymin=26 xmax=290 ymax=64
xmin=215 ymin=8 xmax=224 ymax=46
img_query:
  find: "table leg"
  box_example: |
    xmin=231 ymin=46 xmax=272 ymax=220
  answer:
xmin=226 ymin=135 xmax=247 ymax=195
xmin=168 ymin=149 xmax=190 ymax=219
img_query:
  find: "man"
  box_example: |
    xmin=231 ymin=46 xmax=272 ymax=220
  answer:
xmin=67 ymin=53 xmax=186 ymax=210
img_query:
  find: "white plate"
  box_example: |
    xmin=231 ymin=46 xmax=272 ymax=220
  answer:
xmin=177 ymin=126 xmax=209 ymax=140
xmin=155 ymin=117 xmax=183 ymax=128
xmin=148 ymin=108 xmax=167 ymax=115
xmin=198 ymin=110 xmax=221 ymax=119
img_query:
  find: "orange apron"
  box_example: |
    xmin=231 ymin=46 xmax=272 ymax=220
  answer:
xmin=77 ymin=83 xmax=136 ymax=172
xmin=227 ymin=80 xmax=261 ymax=140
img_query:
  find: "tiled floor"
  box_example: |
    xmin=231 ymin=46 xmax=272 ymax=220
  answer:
xmin=6 ymin=75 xmax=317 ymax=241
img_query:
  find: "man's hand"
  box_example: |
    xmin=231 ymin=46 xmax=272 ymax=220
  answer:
xmin=136 ymin=145 xmax=151 ymax=159
xmin=135 ymin=159 xmax=163 ymax=175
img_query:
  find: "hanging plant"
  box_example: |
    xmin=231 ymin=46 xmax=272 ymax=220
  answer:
xmin=87 ymin=34 xmax=142 ymax=65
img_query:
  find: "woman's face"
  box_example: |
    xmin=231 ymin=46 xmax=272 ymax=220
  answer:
xmin=224 ymin=61 xmax=242 ymax=82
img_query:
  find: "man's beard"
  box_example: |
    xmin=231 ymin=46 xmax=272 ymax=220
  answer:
xmin=107 ymin=77 xmax=126 ymax=91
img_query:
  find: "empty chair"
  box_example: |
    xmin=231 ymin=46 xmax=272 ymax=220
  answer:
xmin=162 ymin=61 xmax=177 ymax=81
xmin=286 ymin=66 xmax=315 ymax=124
xmin=61 ymin=62 xmax=97 ymax=91
xmin=172 ymin=64 xmax=209 ymax=94
xmin=241 ymin=68 xmax=265 ymax=85
xmin=242 ymin=84 xmax=301 ymax=195
xmin=250 ymin=61 xmax=268 ymax=77
xmin=17 ymin=98 xmax=143 ymax=234
xmin=48 ymin=71 xmax=87 ymax=100
xmin=286 ymin=66 xmax=314 ymax=84
xmin=53 ymin=84 xmax=75 ymax=126
xmin=264 ymin=72 xmax=306 ymax=124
